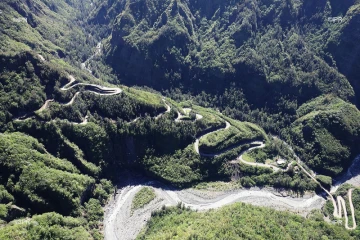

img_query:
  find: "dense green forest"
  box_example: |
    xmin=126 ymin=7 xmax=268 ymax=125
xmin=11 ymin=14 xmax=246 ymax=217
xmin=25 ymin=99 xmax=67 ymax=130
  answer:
xmin=285 ymin=95 xmax=360 ymax=177
xmin=137 ymin=203 xmax=358 ymax=239
xmin=1 ymin=0 xmax=360 ymax=239
xmin=101 ymin=0 xmax=357 ymax=109
xmin=90 ymin=0 xmax=360 ymax=180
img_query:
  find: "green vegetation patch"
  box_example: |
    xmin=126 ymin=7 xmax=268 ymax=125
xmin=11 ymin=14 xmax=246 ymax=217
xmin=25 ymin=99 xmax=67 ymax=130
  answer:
xmin=131 ymin=187 xmax=156 ymax=212
xmin=199 ymin=120 xmax=266 ymax=154
xmin=0 ymin=132 xmax=95 ymax=215
xmin=125 ymin=87 xmax=164 ymax=107
xmin=315 ymin=175 xmax=332 ymax=189
xmin=143 ymin=145 xmax=202 ymax=187
xmin=192 ymin=105 xmax=226 ymax=133
xmin=0 ymin=52 xmax=68 ymax=129
xmin=0 ymin=212 xmax=91 ymax=240
xmin=287 ymin=95 xmax=360 ymax=177
xmin=0 ymin=0 xmax=95 ymax=62
xmin=194 ymin=181 xmax=241 ymax=191
xmin=241 ymin=152 xmax=256 ymax=163
xmin=138 ymin=203 xmax=354 ymax=240
xmin=104 ymin=0 xmax=355 ymax=131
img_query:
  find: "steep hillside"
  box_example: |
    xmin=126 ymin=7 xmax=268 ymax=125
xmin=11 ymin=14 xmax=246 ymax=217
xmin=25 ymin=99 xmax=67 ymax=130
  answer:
xmin=2 ymin=0 xmax=360 ymax=239
xmin=99 ymin=0 xmax=356 ymax=111
xmin=0 ymin=0 xmax=98 ymax=62
xmin=88 ymin=0 xmax=360 ymax=180
xmin=326 ymin=4 xmax=360 ymax=105
xmin=287 ymin=95 xmax=360 ymax=177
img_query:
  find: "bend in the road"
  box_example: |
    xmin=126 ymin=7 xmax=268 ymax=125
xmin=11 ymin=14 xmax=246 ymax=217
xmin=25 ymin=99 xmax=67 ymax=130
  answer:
xmin=275 ymin=137 xmax=357 ymax=230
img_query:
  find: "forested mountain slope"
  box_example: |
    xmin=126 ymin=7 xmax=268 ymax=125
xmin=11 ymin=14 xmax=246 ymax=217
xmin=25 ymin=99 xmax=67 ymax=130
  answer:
xmin=0 ymin=0 xmax=98 ymax=61
xmin=287 ymin=95 xmax=360 ymax=177
xmin=1 ymin=0 xmax=360 ymax=239
xmin=99 ymin=0 xmax=357 ymax=108
xmin=91 ymin=0 xmax=360 ymax=179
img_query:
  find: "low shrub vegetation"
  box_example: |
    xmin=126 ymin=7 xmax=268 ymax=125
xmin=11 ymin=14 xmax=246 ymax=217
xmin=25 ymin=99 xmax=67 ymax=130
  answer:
xmin=131 ymin=187 xmax=156 ymax=212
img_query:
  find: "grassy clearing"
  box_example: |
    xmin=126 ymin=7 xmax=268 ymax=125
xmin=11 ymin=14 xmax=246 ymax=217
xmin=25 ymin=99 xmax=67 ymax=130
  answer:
xmin=191 ymin=105 xmax=225 ymax=132
xmin=124 ymin=87 xmax=164 ymax=107
xmin=192 ymin=104 xmax=267 ymax=154
xmin=199 ymin=121 xmax=265 ymax=154
xmin=242 ymin=152 xmax=256 ymax=163
xmin=131 ymin=187 xmax=156 ymax=212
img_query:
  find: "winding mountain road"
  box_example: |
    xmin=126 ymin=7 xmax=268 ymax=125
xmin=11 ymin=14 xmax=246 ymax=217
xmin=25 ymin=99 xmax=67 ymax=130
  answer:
xmin=193 ymin=124 xmax=357 ymax=230
xmin=20 ymin=49 xmax=360 ymax=233
xmin=298 ymin=161 xmax=356 ymax=230
xmin=37 ymin=99 xmax=54 ymax=112
xmin=154 ymin=99 xmax=171 ymax=120
xmin=237 ymin=141 xmax=283 ymax=172
xmin=331 ymin=155 xmax=360 ymax=193
xmin=32 ymin=75 xmax=123 ymax=116
xmin=104 ymin=119 xmax=358 ymax=240
xmin=61 ymin=75 xmax=76 ymax=90
xmin=175 ymin=108 xmax=203 ymax=122
xmin=194 ymin=122 xmax=289 ymax=171
xmin=15 ymin=73 xmax=177 ymax=125
xmin=275 ymin=137 xmax=357 ymax=230
xmin=194 ymin=121 xmax=231 ymax=155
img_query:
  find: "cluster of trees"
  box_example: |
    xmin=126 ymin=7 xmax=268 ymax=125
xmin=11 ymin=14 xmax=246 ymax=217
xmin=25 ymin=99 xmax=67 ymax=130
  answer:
xmin=0 ymin=52 xmax=69 ymax=129
xmin=100 ymin=0 xmax=355 ymax=124
xmin=0 ymin=132 xmax=113 ymax=239
xmin=131 ymin=187 xmax=156 ymax=212
xmin=0 ymin=212 xmax=92 ymax=240
xmin=0 ymin=0 xmax=97 ymax=64
xmin=284 ymin=95 xmax=360 ymax=177
xmin=138 ymin=201 xmax=357 ymax=239
xmin=240 ymin=165 xmax=318 ymax=194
